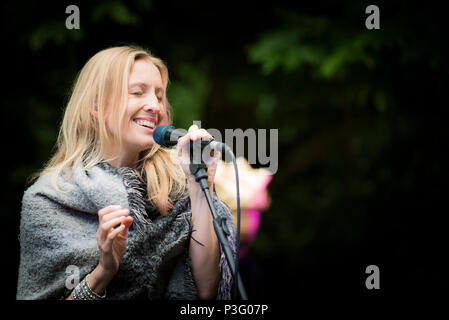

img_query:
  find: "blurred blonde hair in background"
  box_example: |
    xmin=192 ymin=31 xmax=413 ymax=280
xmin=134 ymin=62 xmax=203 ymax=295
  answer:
xmin=214 ymin=157 xmax=272 ymax=256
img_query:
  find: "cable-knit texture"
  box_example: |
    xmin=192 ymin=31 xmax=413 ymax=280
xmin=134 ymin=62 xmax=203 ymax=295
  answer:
xmin=16 ymin=162 xmax=235 ymax=300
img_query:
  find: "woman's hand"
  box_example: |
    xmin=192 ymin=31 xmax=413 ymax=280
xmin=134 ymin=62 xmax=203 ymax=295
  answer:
xmin=176 ymin=124 xmax=221 ymax=197
xmin=96 ymin=205 xmax=134 ymax=276
xmin=67 ymin=205 xmax=134 ymax=299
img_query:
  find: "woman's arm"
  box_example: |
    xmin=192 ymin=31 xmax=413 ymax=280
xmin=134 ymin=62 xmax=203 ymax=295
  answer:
xmin=188 ymin=179 xmax=220 ymax=300
xmin=65 ymin=264 xmax=115 ymax=300
xmin=176 ymin=124 xmax=224 ymax=299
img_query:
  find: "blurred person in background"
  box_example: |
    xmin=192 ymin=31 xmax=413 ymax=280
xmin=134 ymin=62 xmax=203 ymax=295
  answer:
xmin=214 ymin=157 xmax=272 ymax=297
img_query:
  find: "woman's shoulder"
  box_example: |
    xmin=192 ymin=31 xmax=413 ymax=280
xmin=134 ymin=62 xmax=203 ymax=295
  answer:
xmin=22 ymin=167 xmax=79 ymax=210
xmin=24 ymin=165 xmax=78 ymax=194
xmin=25 ymin=163 xmax=120 ymax=194
xmin=22 ymin=163 xmax=129 ymax=214
xmin=23 ymin=170 xmax=59 ymax=198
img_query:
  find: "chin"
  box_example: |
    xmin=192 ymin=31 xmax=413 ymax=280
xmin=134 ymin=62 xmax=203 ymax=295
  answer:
xmin=127 ymin=138 xmax=156 ymax=154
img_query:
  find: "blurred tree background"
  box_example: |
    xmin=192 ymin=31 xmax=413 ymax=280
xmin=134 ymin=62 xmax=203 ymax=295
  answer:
xmin=2 ymin=0 xmax=448 ymax=299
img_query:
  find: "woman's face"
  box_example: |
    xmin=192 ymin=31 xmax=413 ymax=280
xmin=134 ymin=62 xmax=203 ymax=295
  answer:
xmin=107 ymin=59 xmax=166 ymax=158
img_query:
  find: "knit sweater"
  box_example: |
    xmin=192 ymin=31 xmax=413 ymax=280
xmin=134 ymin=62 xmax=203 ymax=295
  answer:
xmin=16 ymin=162 xmax=235 ymax=300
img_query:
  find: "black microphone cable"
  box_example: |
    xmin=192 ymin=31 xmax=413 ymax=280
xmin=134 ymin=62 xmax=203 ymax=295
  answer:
xmin=221 ymin=144 xmax=246 ymax=300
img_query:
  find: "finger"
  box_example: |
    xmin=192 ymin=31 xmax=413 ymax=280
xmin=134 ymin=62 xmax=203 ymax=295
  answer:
xmin=195 ymin=129 xmax=213 ymax=140
xmin=98 ymin=205 xmax=122 ymax=218
xmin=107 ymin=224 xmax=125 ymax=241
xmin=189 ymin=130 xmax=203 ymax=141
xmin=188 ymin=124 xmax=199 ymax=133
xmin=121 ymin=216 xmax=134 ymax=227
xmin=118 ymin=216 xmax=134 ymax=238
xmin=102 ymin=209 xmax=130 ymax=222
xmin=177 ymin=134 xmax=191 ymax=157
xmin=188 ymin=130 xmax=214 ymax=144
xmin=101 ymin=216 xmax=126 ymax=234
xmin=177 ymin=133 xmax=191 ymax=147
xmin=99 ymin=217 xmax=132 ymax=252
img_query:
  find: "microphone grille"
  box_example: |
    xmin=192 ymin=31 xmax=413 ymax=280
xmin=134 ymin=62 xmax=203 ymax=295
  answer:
xmin=153 ymin=125 xmax=173 ymax=146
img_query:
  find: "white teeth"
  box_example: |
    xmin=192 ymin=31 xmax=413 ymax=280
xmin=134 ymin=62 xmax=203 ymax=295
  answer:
xmin=135 ymin=119 xmax=155 ymax=128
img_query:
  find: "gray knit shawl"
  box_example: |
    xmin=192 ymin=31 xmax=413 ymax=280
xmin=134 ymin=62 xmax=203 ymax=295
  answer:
xmin=16 ymin=162 xmax=235 ymax=300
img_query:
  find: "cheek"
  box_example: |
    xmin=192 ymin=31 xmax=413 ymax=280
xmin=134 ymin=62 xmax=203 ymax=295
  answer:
xmin=159 ymin=106 xmax=169 ymax=125
xmin=124 ymin=103 xmax=139 ymax=127
xmin=105 ymin=111 xmax=134 ymax=139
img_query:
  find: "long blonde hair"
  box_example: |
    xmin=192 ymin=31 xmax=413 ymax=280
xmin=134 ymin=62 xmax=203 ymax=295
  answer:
xmin=36 ymin=45 xmax=186 ymax=215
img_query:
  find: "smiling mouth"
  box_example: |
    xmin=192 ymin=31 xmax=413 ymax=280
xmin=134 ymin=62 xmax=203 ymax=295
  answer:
xmin=133 ymin=119 xmax=156 ymax=129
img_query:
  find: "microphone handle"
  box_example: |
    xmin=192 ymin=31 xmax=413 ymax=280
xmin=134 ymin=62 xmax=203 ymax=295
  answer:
xmin=162 ymin=127 xmax=231 ymax=160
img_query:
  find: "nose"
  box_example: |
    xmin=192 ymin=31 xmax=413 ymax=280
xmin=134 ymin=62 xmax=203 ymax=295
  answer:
xmin=142 ymin=94 xmax=161 ymax=113
xmin=143 ymin=105 xmax=159 ymax=113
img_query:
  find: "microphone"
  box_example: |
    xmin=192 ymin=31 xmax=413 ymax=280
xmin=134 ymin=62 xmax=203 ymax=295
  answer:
xmin=153 ymin=125 xmax=231 ymax=158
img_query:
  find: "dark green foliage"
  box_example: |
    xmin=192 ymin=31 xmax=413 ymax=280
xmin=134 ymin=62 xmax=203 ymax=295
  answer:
xmin=2 ymin=0 xmax=448 ymax=298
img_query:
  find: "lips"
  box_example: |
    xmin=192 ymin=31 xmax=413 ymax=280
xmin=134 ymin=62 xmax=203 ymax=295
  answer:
xmin=133 ymin=118 xmax=156 ymax=129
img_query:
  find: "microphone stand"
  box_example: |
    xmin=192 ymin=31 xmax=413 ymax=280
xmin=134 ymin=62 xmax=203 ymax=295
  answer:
xmin=189 ymin=141 xmax=248 ymax=300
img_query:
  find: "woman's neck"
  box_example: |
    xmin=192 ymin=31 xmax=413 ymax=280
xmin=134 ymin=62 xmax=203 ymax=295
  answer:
xmin=104 ymin=147 xmax=139 ymax=169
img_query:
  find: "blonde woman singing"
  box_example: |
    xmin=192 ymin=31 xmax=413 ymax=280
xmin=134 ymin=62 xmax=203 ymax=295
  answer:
xmin=16 ymin=46 xmax=235 ymax=300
